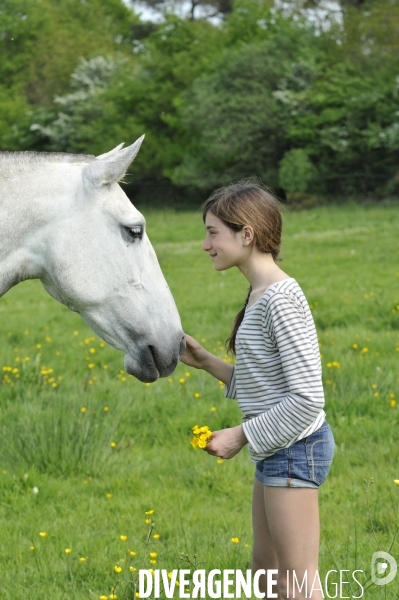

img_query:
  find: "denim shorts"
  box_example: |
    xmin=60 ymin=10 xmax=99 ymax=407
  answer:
xmin=255 ymin=421 xmax=334 ymax=489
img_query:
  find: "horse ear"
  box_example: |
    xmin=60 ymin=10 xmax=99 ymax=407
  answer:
xmin=95 ymin=142 xmax=125 ymax=160
xmin=84 ymin=136 xmax=145 ymax=187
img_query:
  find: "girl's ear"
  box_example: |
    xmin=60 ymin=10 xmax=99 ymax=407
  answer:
xmin=242 ymin=226 xmax=255 ymax=246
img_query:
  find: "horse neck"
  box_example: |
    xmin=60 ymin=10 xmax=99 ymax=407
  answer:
xmin=0 ymin=163 xmax=78 ymax=296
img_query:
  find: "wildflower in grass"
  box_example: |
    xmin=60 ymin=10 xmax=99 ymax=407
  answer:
xmin=391 ymin=400 xmax=396 ymax=407
xmin=130 ymin=566 xmax=136 ymax=572
xmin=81 ymin=407 xmax=87 ymax=413
xmin=110 ymin=442 xmax=116 ymax=448
xmin=104 ymin=406 xmax=109 ymax=411
xmin=191 ymin=425 xmax=213 ymax=449
xmin=168 ymin=378 xmax=173 ymax=382
xmin=194 ymin=392 xmax=200 ymax=398
xmin=185 ymin=372 xmax=190 ymax=377
xmin=100 ymin=342 xmax=105 ymax=348
xmin=65 ymin=548 xmax=72 ymax=554
xmin=90 ymin=348 xmax=96 ymax=354
xmin=109 ymin=595 xmax=117 ymax=599
xmin=217 ymin=459 xmax=223 ymax=464
xmin=372 ymin=384 xmax=377 ymax=389
xmin=79 ymin=557 xmax=87 ymax=562
xmin=39 ymin=532 xmax=47 ymax=537
xmin=395 ymin=480 xmax=399 ymax=486
xmin=145 ymin=510 xmax=154 ymax=515
xmin=145 ymin=518 xmax=151 ymax=524
xmin=210 ymin=407 xmax=217 ymax=412
xmin=103 ymin=365 xmax=108 ymax=369
xmin=32 ymin=487 xmax=39 ymax=494
xmin=106 ymin=493 xmax=112 ymax=498
xmin=390 ymin=393 xmax=395 ymax=398
xmin=150 ymin=559 xmax=156 ymax=564
xmin=149 ymin=552 xmax=157 ymax=558
xmin=129 ymin=550 xmax=136 ymax=556
xmin=120 ymin=535 xmax=127 ymax=541
xmin=145 ymin=382 xmax=150 ymax=387
xmin=231 ymin=537 xmax=240 ymax=543
xmin=153 ymin=534 xmax=160 ymax=539
xmin=88 ymin=363 xmax=95 ymax=369
xmin=361 ymin=347 xmax=368 ymax=353
xmin=114 ymin=565 xmax=122 ymax=573
xmin=136 ymin=594 xmax=140 ymax=598
xmin=30 ymin=545 xmax=35 ymax=550
xmin=36 ymin=343 xmax=42 ymax=349
xmin=179 ymin=378 xmax=185 ymax=383
xmin=100 ymin=596 xmax=108 ymax=600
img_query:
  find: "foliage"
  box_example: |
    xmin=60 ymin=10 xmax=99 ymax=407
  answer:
xmin=1 ymin=0 xmax=399 ymax=200
xmin=278 ymin=148 xmax=316 ymax=193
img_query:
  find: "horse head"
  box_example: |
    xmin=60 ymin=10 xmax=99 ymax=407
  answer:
xmin=0 ymin=138 xmax=185 ymax=382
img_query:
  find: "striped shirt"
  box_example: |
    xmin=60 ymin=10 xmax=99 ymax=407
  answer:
xmin=225 ymin=278 xmax=326 ymax=462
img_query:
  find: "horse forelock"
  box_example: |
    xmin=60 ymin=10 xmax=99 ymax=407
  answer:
xmin=0 ymin=151 xmax=96 ymax=178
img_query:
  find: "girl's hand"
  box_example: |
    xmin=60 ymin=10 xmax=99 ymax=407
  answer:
xmin=205 ymin=425 xmax=248 ymax=459
xmin=180 ymin=334 xmax=209 ymax=370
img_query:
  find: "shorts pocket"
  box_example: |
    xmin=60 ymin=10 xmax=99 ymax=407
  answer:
xmin=305 ymin=425 xmax=335 ymax=486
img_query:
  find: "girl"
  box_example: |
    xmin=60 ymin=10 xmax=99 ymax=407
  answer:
xmin=181 ymin=182 xmax=334 ymax=600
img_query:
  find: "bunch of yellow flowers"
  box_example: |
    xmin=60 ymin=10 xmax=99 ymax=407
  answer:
xmin=191 ymin=425 xmax=213 ymax=449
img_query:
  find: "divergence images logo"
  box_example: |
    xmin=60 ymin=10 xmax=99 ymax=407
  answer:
xmin=371 ymin=552 xmax=398 ymax=586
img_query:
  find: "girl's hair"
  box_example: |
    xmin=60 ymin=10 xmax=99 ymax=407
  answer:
xmin=202 ymin=181 xmax=283 ymax=355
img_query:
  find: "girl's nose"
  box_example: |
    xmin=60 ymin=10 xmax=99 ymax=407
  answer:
xmin=202 ymin=236 xmax=211 ymax=251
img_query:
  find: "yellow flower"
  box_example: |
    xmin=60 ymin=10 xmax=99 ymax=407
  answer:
xmin=394 ymin=480 xmax=399 ymax=486
xmin=391 ymin=400 xmax=397 ymax=407
xmin=136 ymin=594 xmax=140 ymax=598
xmin=129 ymin=550 xmax=136 ymax=556
xmin=90 ymin=348 xmax=96 ymax=354
xmin=109 ymin=595 xmax=117 ymax=600
xmin=231 ymin=537 xmax=240 ymax=544
xmin=361 ymin=347 xmax=368 ymax=353
xmin=106 ymin=493 xmax=112 ymax=499
xmin=30 ymin=545 xmax=35 ymax=550
xmin=81 ymin=407 xmax=87 ymax=413
xmin=150 ymin=559 xmax=156 ymax=564
xmin=103 ymin=365 xmax=108 ymax=369
xmin=65 ymin=548 xmax=72 ymax=554
xmin=145 ymin=518 xmax=151 ymax=524
xmin=79 ymin=557 xmax=87 ymax=563
xmin=73 ymin=331 xmax=79 ymax=336
xmin=185 ymin=372 xmax=190 ymax=377
xmin=145 ymin=510 xmax=154 ymax=515
xmin=110 ymin=442 xmax=116 ymax=448
xmin=194 ymin=392 xmax=200 ymax=398
xmin=36 ymin=343 xmax=42 ymax=349
xmin=149 ymin=552 xmax=157 ymax=558
xmin=130 ymin=566 xmax=136 ymax=572
xmin=210 ymin=407 xmax=217 ymax=412
xmin=100 ymin=596 xmax=108 ymax=600
xmin=153 ymin=534 xmax=160 ymax=539
xmin=104 ymin=406 xmax=109 ymax=411
xmin=217 ymin=459 xmax=223 ymax=464
xmin=120 ymin=535 xmax=127 ymax=541
xmin=179 ymin=378 xmax=185 ymax=383
xmin=114 ymin=565 xmax=122 ymax=573
xmin=39 ymin=532 xmax=47 ymax=538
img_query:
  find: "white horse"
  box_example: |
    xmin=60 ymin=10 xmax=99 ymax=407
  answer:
xmin=0 ymin=137 xmax=185 ymax=382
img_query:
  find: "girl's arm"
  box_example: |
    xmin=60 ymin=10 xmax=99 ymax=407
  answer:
xmin=180 ymin=334 xmax=234 ymax=386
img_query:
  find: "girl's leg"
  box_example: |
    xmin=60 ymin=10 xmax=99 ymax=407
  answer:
xmin=264 ymin=487 xmax=323 ymax=600
xmin=252 ymin=478 xmax=283 ymax=599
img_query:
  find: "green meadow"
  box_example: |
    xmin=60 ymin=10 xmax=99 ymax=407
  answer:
xmin=0 ymin=203 xmax=398 ymax=600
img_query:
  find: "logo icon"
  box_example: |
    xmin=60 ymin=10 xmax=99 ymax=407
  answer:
xmin=371 ymin=551 xmax=397 ymax=586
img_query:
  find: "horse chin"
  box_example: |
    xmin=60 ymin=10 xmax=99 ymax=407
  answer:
xmin=124 ymin=354 xmax=160 ymax=383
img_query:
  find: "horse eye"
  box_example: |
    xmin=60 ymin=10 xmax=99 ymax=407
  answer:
xmin=126 ymin=226 xmax=142 ymax=240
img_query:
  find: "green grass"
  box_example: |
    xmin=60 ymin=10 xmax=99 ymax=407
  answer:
xmin=0 ymin=203 xmax=398 ymax=599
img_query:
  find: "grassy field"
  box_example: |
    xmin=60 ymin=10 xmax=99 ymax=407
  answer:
xmin=0 ymin=203 xmax=398 ymax=599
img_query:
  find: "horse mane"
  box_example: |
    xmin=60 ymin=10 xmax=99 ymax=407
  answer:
xmin=0 ymin=151 xmax=96 ymax=178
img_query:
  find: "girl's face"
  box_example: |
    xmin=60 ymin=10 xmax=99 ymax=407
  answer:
xmin=203 ymin=212 xmax=248 ymax=271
